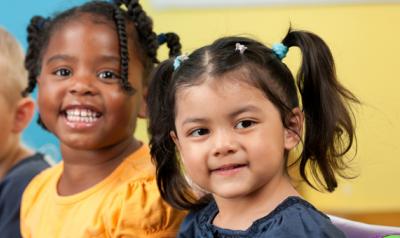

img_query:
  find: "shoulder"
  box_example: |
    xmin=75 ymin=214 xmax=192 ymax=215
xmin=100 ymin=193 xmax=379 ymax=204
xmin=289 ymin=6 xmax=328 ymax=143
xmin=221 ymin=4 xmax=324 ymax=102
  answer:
xmin=22 ymin=157 xmax=58 ymax=193
xmin=5 ymin=153 xmax=51 ymax=185
xmin=20 ymin=162 xmax=60 ymax=216
xmin=1 ymin=153 xmax=51 ymax=204
xmin=103 ymin=146 xmax=187 ymax=237
xmin=258 ymin=197 xmax=347 ymax=238
xmin=0 ymin=154 xmax=50 ymax=236
xmin=177 ymin=200 xmax=217 ymax=238
xmin=117 ymin=144 xmax=156 ymax=181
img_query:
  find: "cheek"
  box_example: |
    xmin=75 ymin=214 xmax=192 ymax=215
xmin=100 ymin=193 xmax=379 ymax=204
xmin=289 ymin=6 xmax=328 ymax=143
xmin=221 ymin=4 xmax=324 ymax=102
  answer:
xmin=106 ymin=93 xmax=139 ymax=133
xmin=178 ymin=142 xmax=208 ymax=180
xmin=37 ymin=82 xmax=55 ymax=115
xmin=0 ymin=115 xmax=13 ymax=140
xmin=37 ymin=77 xmax=60 ymax=105
xmin=248 ymin=128 xmax=286 ymax=164
xmin=108 ymin=88 xmax=140 ymax=112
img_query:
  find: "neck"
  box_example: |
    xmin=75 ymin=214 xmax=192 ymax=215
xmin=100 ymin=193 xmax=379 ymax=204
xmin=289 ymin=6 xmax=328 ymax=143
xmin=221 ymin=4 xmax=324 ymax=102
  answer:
xmin=58 ymin=137 xmax=141 ymax=196
xmin=213 ymin=174 xmax=299 ymax=230
xmin=0 ymin=137 xmax=33 ymax=180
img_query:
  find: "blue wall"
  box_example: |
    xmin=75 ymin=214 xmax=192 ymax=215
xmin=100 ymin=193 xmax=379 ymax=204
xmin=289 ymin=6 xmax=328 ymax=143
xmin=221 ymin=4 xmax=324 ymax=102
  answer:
xmin=0 ymin=0 xmax=87 ymax=162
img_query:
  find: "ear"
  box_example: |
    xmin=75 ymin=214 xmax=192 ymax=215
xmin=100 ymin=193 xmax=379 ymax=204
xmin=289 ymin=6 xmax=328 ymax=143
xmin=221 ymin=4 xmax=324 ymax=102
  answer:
xmin=12 ymin=97 xmax=35 ymax=133
xmin=284 ymin=107 xmax=303 ymax=150
xmin=137 ymin=87 xmax=147 ymax=119
xmin=170 ymin=130 xmax=181 ymax=152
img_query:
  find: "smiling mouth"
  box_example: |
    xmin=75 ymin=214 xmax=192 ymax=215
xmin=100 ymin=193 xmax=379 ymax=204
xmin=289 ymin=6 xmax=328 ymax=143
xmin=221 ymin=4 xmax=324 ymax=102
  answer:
xmin=61 ymin=108 xmax=103 ymax=129
xmin=212 ymin=164 xmax=247 ymax=173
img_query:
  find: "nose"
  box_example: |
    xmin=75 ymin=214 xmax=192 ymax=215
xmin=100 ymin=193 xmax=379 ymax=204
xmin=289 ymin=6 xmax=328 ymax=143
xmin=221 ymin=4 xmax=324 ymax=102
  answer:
xmin=69 ymin=74 xmax=98 ymax=96
xmin=212 ymin=129 xmax=238 ymax=157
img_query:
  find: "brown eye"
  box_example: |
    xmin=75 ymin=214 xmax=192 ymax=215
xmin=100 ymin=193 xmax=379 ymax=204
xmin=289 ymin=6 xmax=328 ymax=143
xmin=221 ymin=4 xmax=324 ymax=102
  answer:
xmin=236 ymin=120 xmax=255 ymax=129
xmin=98 ymin=70 xmax=120 ymax=81
xmin=54 ymin=68 xmax=71 ymax=77
xmin=189 ymin=128 xmax=209 ymax=137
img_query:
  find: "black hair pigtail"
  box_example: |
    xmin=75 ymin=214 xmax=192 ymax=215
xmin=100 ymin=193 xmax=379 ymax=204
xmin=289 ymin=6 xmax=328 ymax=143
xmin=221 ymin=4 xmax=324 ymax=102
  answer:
xmin=147 ymin=61 xmax=202 ymax=210
xmin=158 ymin=32 xmax=182 ymax=58
xmin=282 ymin=29 xmax=359 ymax=192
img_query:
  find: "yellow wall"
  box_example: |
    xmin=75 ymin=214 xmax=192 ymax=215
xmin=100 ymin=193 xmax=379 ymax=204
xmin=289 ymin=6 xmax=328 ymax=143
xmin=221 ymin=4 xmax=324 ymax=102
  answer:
xmin=135 ymin=2 xmax=400 ymax=213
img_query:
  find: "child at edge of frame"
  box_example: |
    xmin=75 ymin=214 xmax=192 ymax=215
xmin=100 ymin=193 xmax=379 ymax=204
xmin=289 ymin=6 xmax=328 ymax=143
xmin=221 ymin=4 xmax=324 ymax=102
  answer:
xmin=0 ymin=27 xmax=50 ymax=238
xmin=20 ymin=1 xmax=186 ymax=237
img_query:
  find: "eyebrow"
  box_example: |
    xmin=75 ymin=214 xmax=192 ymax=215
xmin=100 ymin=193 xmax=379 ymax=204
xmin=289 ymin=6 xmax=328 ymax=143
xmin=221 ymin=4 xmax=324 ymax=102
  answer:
xmin=182 ymin=118 xmax=208 ymax=126
xmin=45 ymin=54 xmax=120 ymax=65
xmin=228 ymin=105 xmax=262 ymax=118
xmin=97 ymin=55 xmax=120 ymax=64
xmin=45 ymin=54 xmax=76 ymax=65
xmin=181 ymin=105 xmax=261 ymax=126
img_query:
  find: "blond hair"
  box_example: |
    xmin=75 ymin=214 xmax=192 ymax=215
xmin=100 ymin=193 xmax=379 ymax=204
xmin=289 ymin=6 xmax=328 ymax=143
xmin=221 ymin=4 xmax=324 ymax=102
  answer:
xmin=0 ymin=27 xmax=28 ymax=106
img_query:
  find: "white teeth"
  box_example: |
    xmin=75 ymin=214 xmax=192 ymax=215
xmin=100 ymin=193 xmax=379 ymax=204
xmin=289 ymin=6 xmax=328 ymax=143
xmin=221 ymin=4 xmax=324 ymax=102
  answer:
xmin=65 ymin=108 xmax=100 ymax=123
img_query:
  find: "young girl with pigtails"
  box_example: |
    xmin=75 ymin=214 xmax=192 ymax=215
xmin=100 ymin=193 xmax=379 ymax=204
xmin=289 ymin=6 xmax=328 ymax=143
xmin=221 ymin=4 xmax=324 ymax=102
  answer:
xmin=147 ymin=28 xmax=359 ymax=237
xmin=20 ymin=1 xmax=186 ymax=237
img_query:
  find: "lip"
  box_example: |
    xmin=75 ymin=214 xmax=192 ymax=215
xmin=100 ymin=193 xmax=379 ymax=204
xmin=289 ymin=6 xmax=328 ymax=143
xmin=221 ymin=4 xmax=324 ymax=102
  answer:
xmin=211 ymin=163 xmax=248 ymax=176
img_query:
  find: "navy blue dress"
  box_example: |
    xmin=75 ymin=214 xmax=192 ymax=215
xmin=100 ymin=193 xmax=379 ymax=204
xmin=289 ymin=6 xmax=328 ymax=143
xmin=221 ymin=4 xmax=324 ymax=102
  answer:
xmin=178 ymin=196 xmax=346 ymax=238
xmin=0 ymin=153 xmax=50 ymax=238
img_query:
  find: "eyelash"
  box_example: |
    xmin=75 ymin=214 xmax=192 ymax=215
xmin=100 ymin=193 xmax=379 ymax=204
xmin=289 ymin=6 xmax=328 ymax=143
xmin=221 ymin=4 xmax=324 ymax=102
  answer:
xmin=98 ymin=70 xmax=120 ymax=81
xmin=235 ymin=119 xmax=256 ymax=129
xmin=189 ymin=128 xmax=209 ymax=137
xmin=53 ymin=68 xmax=71 ymax=77
xmin=187 ymin=119 xmax=256 ymax=137
xmin=51 ymin=68 xmax=121 ymax=81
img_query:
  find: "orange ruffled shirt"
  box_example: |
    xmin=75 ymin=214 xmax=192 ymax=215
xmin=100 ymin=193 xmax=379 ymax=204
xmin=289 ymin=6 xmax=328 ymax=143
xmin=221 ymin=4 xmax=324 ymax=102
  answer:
xmin=20 ymin=145 xmax=186 ymax=238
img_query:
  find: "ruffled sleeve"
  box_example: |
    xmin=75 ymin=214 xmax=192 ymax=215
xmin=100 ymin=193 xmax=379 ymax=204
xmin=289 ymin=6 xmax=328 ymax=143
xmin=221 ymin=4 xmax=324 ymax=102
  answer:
xmin=103 ymin=178 xmax=186 ymax=238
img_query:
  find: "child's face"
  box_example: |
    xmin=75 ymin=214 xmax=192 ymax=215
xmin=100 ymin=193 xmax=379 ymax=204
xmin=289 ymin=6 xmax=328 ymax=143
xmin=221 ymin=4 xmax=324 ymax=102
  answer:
xmin=172 ymin=78 xmax=298 ymax=200
xmin=37 ymin=14 xmax=144 ymax=150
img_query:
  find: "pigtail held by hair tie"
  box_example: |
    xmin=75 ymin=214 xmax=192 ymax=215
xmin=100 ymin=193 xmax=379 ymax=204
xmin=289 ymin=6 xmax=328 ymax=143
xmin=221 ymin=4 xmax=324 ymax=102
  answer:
xmin=272 ymin=43 xmax=288 ymax=60
xmin=173 ymin=54 xmax=189 ymax=70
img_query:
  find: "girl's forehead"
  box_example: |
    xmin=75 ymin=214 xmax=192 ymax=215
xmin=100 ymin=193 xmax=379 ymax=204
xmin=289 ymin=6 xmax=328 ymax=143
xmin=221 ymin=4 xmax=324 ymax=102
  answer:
xmin=52 ymin=14 xmax=115 ymax=36
xmin=176 ymin=75 xmax=262 ymax=102
xmin=178 ymin=69 xmax=259 ymax=91
xmin=44 ymin=15 xmax=121 ymax=55
xmin=47 ymin=13 xmax=137 ymax=57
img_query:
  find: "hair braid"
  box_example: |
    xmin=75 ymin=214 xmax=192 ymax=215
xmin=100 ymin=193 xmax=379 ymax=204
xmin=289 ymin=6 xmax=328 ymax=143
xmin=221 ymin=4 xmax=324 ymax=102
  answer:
xmin=126 ymin=0 xmax=159 ymax=64
xmin=113 ymin=6 xmax=134 ymax=94
xmin=158 ymin=33 xmax=182 ymax=58
xmin=23 ymin=16 xmax=47 ymax=96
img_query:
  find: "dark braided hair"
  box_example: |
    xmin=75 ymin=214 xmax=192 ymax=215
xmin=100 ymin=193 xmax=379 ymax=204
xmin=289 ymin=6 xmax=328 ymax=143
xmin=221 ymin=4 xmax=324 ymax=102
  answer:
xmin=113 ymin=5 xmax=133 ymax=93
xmin=157 ymin=32 xmax=182 ymax=58
xmin=23 ymin=16 xmax=49 ymax=96
xmin=23 ymin=0 xmax=181 ymax=127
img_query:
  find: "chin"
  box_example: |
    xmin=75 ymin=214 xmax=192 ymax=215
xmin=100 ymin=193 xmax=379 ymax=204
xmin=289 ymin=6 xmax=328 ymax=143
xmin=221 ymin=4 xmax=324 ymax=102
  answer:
xmin=60 ymin=136 xmax=102 ymax=151
xmin=213 ymin=188 xmax=250 ymax=200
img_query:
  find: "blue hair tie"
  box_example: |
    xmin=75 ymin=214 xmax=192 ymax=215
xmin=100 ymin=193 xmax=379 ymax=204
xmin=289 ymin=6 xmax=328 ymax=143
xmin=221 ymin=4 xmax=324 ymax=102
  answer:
xmin=272 ymin=43 xmax=288 ymax=60
xmin=173 ymin=54 xmax=189 ymax=71
xmin=157 ymin=33 xmax=167 ymax=45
